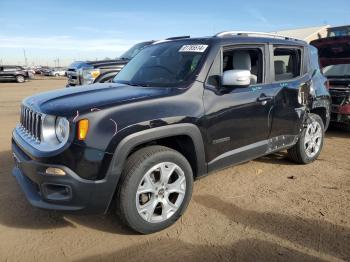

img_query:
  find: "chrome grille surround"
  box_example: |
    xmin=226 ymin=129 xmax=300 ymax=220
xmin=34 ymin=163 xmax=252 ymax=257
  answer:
xmin=18 ymin=105 xmax=43 ymax=143
xmin=15 ymin=104 xmax=70 ymax=152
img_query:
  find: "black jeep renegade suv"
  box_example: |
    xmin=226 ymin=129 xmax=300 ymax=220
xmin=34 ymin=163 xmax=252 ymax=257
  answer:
xmin=12 ymin=32 xmax=331 ymax=234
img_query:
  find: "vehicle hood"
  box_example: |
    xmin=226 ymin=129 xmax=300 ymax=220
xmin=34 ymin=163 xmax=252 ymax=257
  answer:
xmin=311 ymin=36 xmax=350 ymax=67
xmin=68 ymin=59 xmax=129 ymax=70
xmin=23 ymin=83 xmax=175 ymax=117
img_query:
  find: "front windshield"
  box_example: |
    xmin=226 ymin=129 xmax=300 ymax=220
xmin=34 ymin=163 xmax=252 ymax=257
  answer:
xmin=323 ymin=64 xmax=350 ymax=78
xmin=113 ymin=41 xmax=208 ymax=87
xmin=118 ymin=42 xmax=152 ymax=60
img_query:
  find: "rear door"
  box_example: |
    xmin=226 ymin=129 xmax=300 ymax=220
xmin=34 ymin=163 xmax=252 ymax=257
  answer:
xmin=268 ymin=45 xmax=310 ymax=140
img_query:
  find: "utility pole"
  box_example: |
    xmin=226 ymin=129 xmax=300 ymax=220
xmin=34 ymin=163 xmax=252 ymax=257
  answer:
xmin=23 ymin=49 xmax=28 ymax=67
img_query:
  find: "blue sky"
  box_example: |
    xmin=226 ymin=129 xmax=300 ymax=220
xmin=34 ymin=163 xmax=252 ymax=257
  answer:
xmin=0 ymin=0 xmax=349 ymax=66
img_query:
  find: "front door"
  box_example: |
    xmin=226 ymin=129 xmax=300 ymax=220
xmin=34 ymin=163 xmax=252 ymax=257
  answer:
xmin=203 ymin=45 xmax=275 ymax=171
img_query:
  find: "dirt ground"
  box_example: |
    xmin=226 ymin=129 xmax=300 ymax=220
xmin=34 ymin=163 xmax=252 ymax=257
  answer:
xmin=0 ymin=79 xmax=349 ymax=262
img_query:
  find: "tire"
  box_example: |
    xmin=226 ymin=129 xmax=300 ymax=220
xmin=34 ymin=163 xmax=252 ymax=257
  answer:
xmin=16 ymin=75 xmax=25 ymax=83
xmin=288 ymin=113 xmax=325 ymax=164
xmin=116 ymin=145 xmax=193 ymax=234
xmin=55 ymin=74 xmax=59 ymax=77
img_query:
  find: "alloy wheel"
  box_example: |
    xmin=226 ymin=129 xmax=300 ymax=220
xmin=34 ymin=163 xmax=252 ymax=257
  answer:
xmin=136 ymin=162 xmax=186 ymax=223
xmin=304 ymin=120 xmax=323 ymax=158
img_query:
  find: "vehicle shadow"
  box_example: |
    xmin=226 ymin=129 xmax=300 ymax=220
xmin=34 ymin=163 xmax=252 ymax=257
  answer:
xmin=74 ymin=238 xmax=326 ymax=262
xmin=325 ymin=125 xmax=350 ymax=139
xmin=0 ymin=149 xmax=134 ymax=234
xmin=194 ymin=195 xmax=350 ymax=261
xmin=254 ymin=152 xmax=295 ymax=166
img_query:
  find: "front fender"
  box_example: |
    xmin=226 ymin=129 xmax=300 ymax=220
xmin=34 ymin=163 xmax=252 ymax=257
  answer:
xmin=109 ymin=123 xmax=207 ymax=178
xmin=102 ymin=123 xmax=207 ymax=213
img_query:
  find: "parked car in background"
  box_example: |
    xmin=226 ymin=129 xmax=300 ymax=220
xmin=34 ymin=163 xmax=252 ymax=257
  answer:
xmin=24 ymin=67 xmax=36 ymax=76
xmin=0 ymin=66 xmax=33 ymax=83
xmin=66 ymin=40 xmax=155 ymax=87
xmin=40 ymin=67 xmax=52 ymax=75
xmin=46 ymin=68 xmax=66 ymax=77
xmin=311 ymin=36 xmax=350 ymax=127
xmin=12 ymin=32 xmax=330 ymax=234
xmin=33 ymin=67 xmax=46 ymax=74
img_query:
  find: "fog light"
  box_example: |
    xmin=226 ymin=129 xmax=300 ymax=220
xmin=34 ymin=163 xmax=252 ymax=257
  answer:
xmin=45 ymin=167 xmax=66 ymax=176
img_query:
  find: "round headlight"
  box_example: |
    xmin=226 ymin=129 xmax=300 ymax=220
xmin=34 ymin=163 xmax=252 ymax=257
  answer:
xmin=55 ymin=117 xmax=70 ymax=143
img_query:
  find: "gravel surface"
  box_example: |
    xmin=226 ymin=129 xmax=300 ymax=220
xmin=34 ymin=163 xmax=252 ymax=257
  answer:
xmin=0 ymin=79 xmax=349 ymax=262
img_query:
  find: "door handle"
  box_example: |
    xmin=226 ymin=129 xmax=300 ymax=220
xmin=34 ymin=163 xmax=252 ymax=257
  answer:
xmin=257 ymin=95 xmax=273 ymax=103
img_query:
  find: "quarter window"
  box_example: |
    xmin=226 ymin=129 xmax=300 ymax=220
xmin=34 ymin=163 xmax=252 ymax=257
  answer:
xmin=273 ymin=48 xmax=302 ymax=81
xmin=206 ymin=51 xmax=222 ymax=88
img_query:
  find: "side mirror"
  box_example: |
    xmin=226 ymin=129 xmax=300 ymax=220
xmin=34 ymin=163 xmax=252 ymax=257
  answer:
xmin=222 ymin=70 xmax=251 ymax=87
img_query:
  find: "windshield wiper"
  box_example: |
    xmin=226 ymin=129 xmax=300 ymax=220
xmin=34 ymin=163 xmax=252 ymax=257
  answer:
xmin=125 ymin=81 xmax=150 ymax=87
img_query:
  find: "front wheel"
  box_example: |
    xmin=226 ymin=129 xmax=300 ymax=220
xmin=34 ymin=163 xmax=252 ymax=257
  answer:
xmin=116 ymin=145 xmax=193 ymax=234
xmin=288 ymin=113 xmax=324 ymax=164
xmin=16 ymin=75 xmax=25 ymax=83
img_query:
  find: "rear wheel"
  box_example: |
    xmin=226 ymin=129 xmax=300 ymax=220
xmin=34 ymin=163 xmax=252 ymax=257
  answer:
xmin=16 ymin=75 xmax=25 ymax=83
xmin=288 ymin=113 xmax=324 ymax=164
xmin=116 ymin=145 xmax=193 ymax=234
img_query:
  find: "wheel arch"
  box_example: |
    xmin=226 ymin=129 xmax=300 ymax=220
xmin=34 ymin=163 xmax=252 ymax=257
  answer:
xmin=111 ymin=124 xmax=207 ymax=179
xmin=311 ymin=106 xmax=329 ymax=130
xmin=103 ymin=123 xmax=207 ymax=213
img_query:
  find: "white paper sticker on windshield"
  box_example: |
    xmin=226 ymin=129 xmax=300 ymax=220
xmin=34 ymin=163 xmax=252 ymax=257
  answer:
xmin=179 ymin=45 xmax=208 ymax=53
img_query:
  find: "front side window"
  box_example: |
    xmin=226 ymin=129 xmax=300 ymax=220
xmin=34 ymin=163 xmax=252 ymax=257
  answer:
xmin=273 ymin=48 xmax=302 ymax=81
xmin=113 ymin=41 xmax=208 ymax=87
xmin=206 ymin=47 xmax=264 ymax=88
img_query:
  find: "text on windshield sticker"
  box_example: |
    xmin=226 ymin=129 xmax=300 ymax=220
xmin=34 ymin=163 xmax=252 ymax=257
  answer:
xmin=179 ymin=45 xmax=208 ymax=53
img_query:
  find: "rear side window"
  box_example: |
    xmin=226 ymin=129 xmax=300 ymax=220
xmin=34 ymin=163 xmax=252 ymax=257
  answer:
xmin=273 ymin=47 xmax=302 ymax=81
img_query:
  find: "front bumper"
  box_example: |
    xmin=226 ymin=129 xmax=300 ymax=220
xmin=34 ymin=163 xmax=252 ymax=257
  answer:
xmin=12 ymin=140 xmax=117 ymax=214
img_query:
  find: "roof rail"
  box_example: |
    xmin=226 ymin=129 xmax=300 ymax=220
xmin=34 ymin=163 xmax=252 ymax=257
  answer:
xmin=153 ymin=35 xmax=191 ymax=45
xmin=165 ymin=36 xmax=190 ymax=40
xmin=215 ymin=31 xmax=304 ymax=42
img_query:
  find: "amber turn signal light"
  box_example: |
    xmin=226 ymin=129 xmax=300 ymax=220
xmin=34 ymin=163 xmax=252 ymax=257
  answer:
xmin=78 ymin=119 xmax=89 ymax=140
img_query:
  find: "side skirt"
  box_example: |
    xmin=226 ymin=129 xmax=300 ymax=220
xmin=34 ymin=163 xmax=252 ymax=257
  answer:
xmin=206 ymin=135 xmax=298 ymax=174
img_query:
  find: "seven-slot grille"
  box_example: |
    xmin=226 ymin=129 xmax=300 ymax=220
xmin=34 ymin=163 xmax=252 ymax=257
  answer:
xmin=20 ymin=105 xmax=42 ymax=142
